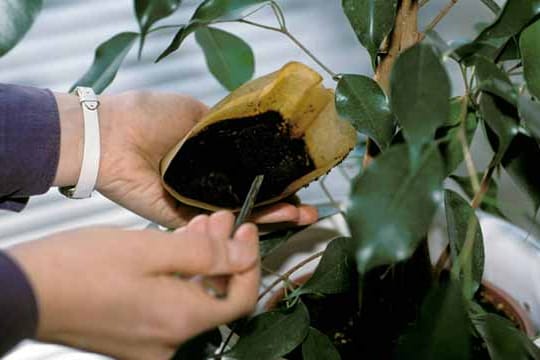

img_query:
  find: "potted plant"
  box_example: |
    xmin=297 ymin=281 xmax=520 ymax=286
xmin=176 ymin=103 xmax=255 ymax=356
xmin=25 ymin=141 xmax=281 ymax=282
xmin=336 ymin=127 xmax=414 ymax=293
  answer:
xmin=3 ymin=0 xmax=540 ymax=359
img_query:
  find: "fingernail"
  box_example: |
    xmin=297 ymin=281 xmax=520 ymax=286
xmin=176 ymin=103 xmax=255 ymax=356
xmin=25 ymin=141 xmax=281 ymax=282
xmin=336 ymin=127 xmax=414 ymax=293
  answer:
xmin=229 ymin=225 xmax=258 ymax=270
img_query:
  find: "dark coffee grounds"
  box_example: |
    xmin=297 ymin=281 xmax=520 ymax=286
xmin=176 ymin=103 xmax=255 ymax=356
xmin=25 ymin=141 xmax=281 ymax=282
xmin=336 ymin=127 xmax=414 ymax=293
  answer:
xmin=164 ymin=111 xmax=315 ymax=208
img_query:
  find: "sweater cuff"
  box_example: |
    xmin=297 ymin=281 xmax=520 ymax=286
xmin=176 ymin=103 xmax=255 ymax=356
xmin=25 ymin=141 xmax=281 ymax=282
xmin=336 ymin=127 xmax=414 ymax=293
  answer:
xmin=0 ymin=251 xmax=38 ymax=355
xmin=0 ymin=83 xmax=60 ymax=211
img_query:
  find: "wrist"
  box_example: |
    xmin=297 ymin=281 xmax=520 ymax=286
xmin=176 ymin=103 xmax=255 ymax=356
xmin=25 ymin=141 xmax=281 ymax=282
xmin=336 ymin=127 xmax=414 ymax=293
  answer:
xmin=52 ymin=93 xmax=84 ymax=187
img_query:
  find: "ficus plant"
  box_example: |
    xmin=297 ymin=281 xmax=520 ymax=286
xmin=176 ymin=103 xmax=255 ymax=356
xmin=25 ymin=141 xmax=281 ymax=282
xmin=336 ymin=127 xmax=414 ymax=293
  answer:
xmin=3 ymin=0 xmax=540 ymax=359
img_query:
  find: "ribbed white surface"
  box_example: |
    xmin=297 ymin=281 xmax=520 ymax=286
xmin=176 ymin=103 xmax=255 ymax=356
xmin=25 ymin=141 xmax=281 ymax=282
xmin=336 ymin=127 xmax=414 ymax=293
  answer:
xmin=0 ymin=1 xmax=516 ymax=359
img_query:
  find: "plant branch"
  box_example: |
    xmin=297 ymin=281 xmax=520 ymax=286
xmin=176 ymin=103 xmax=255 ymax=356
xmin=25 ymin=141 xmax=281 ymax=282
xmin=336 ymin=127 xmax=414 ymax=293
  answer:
xmin=363 ymin=0 xmax=420 ymax=167
xmin=507 ymin=62 xmax=523 ymax=74
xmin=284 ymin=30 xmax=338 ymax=79
xmin=257 ymin=251 xmax=324 ymax=301
xmin=471 ymin=162 xmax=496 ymax=209
xmin=238 ymin=19 xmax=281 ymax=32
xmin=419 ymin=0 xmax=431 ymax=7
xmin=419 ymin=0 xmax=459 ymax=41
xmin=480 ymin=0 xmax=501 ymax=15
xmin=238 ymin=8 xmax=337 ymax=79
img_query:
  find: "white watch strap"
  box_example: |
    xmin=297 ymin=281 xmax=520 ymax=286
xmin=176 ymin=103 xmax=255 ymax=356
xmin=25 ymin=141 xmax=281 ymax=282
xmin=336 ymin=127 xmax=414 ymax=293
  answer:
xmin=59 ymin=87 xmax=101 ymax=199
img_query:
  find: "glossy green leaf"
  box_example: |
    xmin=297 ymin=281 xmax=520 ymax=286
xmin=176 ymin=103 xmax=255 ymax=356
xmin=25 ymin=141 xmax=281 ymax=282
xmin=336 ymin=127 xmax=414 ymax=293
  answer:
xmin=520 ymin=19 xmax=540 ymax=99
xmin=438 ymin=98 xmax=478 ymax=175
xmin=227 ymin=301 xmax=310 ymax=360
xmin=135 ymin=0 xmax=181 ymax=33
xmin=475 ymin=56 xmax=517 ymax=105
xmin=71 ymin=32 xmax=139 ymax=94
xmin=295 ymin=237 xmax=355 ymax=296
xmin=390 ymin=43 xmax=451 ymax=155
xmin=472 ymin=313 xmax=540 ymax=360
xmin=396 ymin=280 xmax=471 ymax=360
xmin=499 ymin=37 xmax=521 ymax=61
xmin=172 ymin=328 xmax=221 ymax=359
xmin=455 ymin=0 xmax=540 ymax=64
xmin=302 ymin=327 xmax=341 ymax=360
xmin=444 ymin=190 xmax=485 ymax=298
xmin=450 ymin=174 xmax=504 ymax=218
xmin=348 ymin=145 xmax=444 ymax=274
xmin=135 ymin=0 xmax=181 ymax=56
xmin=335 ymin=74 xmax=394 ymax=149
xmin=260 ymin=227 xmax=307 ymax=259
xmin=518 ymin=95 xmax=540 ymax=143
xmin=502 ymin=133 xmax=540 ymax=211
xmin=156 ymin=0 xmax=267 ymax=61
xmin=0 ymin=0 xmax=42 ymax=57
xmin=478 ymin=93 xmax=519 ymax=163
xmin=478 ymin=0 xmax=540 ymax=42
xmin=342 ymin=0 xmax=398 ymax=67
xmin=195 ymin=27 xmax=254 ymax=91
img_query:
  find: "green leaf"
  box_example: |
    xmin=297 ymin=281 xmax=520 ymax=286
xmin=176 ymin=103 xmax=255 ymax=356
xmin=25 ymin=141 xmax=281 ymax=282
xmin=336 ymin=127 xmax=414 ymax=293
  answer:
xmin=0 ymin=0 xmax=42 ymax=57
xmin=444 ymin=190 xmax=485 ymax=299
xmin=450 ymin=174 xmax=504 ymax=218
xmin=390 ymin=43 xmax=451 ymax=156
xmin=438 ymin=98 xmax=478 ymax=175
xmin=396 ymin=280 xmax=472 ymax=360
xmin=135 ymin=0 xmax=181 ymax=33
xmin=475 ymin=56 xmax=517 ymax=105
xmin=335 ymin=74 xmax=394 ymax=149
xmin=134 ymin=0 xmax=182 ymax=56
xmin=295 ymin=237 xmax=355 ymax=296
xmin=455 ymin=0 xmax=540 ymax=64
xmin=260 ymin=227 xmax=307 ymax=259
xmin=478 ymin=0 xmax=540 ymax=42
xmin=195 ymin=27 xmax=254 ymax=91
xmin=341 ymin=0 xmax=398 ymax=68
xmin=302 ymin=327 xmax=341 ymax=360
xmin=472 ymin=313 xmax=540 ymax=360
xmin=156 ymin=0 xmax=267 ymax=61
xmin=348 ymin=144 xmax=444 ymax=274
xmin=172 ymin=328 xmax=221 ymax=359
xmin=520 ymin=19 xmax=540 ymax=99
xmin=478 ymin=93 xmax=519 ymax=163
xmin=518 ymin=95 xmax=540 ymax=143
xmin=502 ymin=133 xmax=540 ymax=211
xmin=227 ymin=301 xmax=310 ymax=360
xmin=71 ymin=32 xmax=139 ymax=94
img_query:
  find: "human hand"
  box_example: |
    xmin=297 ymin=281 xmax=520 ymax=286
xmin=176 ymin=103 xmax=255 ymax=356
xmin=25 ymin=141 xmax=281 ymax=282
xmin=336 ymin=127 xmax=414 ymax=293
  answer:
xmin=53 ymin=91 xmax=318 ymax=228
xmin=7 ymin=211 xmax=260 ymax=360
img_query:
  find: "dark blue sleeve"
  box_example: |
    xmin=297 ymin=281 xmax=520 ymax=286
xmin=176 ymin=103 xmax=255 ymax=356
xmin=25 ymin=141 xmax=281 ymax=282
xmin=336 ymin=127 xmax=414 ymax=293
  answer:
xmin=0 ymin=251 xmax=38 ymax=355
xmin=0 ymin=83 xmax=60 ymax=211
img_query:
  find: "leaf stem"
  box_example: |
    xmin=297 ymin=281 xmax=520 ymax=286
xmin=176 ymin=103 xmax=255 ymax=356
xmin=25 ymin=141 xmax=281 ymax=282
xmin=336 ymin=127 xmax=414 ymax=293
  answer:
xmin=146 ymin=24 xmax=182 ymax=35
xmin=419 ymin=0 xmax=459 ymax=41
xmin=238 ymin=2 xmax=337 ymax=79
xmin=257 ymin=251 xmax=324 ymax=301
xmin=507 ymin=62 xmax=523 ymax=74
xmin=283 ymin=30 xmax=338 ymax=79
xmin=471 ymin=162 xmax=496 ymax=209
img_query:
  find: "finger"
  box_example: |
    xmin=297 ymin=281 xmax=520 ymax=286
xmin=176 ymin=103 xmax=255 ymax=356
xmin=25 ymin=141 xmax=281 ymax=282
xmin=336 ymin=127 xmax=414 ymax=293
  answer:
xmin=208 ymin=211 xmax=235 ymax=241
xmin=250 ymin=203 xmax=300 ymax=224
xmin=296 ymin=204 xmax=319 ymax=225
xmin=230 ymin=223 xmax=259 ymax=271
xmin=251 ymin=203 xmax=318 ymax=226
xmin=153 ymin=219 xmax=257 ymax=276
xmin=186 ymin=260 xmax=261 ymax=332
